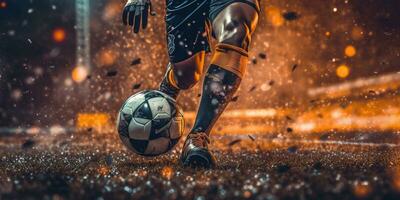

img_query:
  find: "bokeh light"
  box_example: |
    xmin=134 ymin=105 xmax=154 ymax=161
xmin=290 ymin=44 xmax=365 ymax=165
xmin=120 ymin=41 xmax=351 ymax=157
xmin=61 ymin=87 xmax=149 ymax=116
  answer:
xmin=0 ymin=1 xmax=6 ymax=8
xmin=325 ymin=31 xmax=331 ymax=37
xmin=71 ymin=66 xmax=88 ymax=83
xmin=52 ymin=28 xmax=66 ymax=43
xmin=161 ymin=166 xmax=174 ymax=180
xmin=345 ymin=45 xmax=357 ymax=57
xmin=336 ymin=64 xmax=350 ymax=78
xmin=97 ymin=50 xmax=117 ymax=66
xmin=76 ymin=113 xmax=111 ymax=130
xmin=102 ymin=2 xmax=120 ymax=20
xmin=265 ymin=6 xmax=284 ymax=27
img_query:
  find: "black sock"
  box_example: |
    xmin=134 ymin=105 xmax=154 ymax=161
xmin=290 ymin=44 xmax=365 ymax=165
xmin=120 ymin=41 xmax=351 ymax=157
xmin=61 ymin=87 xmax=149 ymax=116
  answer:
xmin=159 ymin=66 xmax=180 ymax=99
xmin=191 ymin=64 xmax=241 ymax=134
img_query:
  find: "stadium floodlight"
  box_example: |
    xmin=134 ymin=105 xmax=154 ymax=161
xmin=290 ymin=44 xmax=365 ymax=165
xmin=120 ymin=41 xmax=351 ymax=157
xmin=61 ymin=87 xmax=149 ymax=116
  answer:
xmin=75 ymin=0 xmax=90 ymax=72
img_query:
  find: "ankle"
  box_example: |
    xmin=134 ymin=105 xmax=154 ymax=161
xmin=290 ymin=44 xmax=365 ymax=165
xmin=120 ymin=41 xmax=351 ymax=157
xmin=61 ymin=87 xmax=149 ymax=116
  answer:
xmin=159 ymin=80 xmax=180 ymax=99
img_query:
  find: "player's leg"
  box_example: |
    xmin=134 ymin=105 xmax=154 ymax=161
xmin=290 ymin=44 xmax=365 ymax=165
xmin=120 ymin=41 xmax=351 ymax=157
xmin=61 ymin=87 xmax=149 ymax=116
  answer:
xmin=159 ymin=52 xmax=205 ymax=99
xmin=158 ymin=0 xmax=210 ymax=99
xmin=181 ymin=0 xmax=260 ymax=168
xmin=192 ymin=1 xmax=259 ymax=133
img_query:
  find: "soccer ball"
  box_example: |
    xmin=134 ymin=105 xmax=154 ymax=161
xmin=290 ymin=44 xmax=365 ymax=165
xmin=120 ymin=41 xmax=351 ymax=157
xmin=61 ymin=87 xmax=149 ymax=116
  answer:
xmin=117 ymin=90 xmax=184 ymax=156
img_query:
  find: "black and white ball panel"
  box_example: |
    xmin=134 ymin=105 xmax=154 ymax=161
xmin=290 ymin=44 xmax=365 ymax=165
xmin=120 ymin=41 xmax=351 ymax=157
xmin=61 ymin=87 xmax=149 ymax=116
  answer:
xmin=119 ymin=135 xmax=145 ymax=154
xmin=122 ymin=92 xmax=147 ymax=115
xmin=117 ymin=90 xmax=184 ymax=156
xmin=133 ymin=101 xmax=153 ymax=120
xmin=117 ymin=92 xmax=146 ymax=135
xmin=147 ymin=97 xmax=172 ymax=140
xmin=128 ymin=117 xmax=151 ymax=140
xmin=170 ymin=116 xmax=184 ymax=140
xmin=144 ymin=137 xmax=171 ymax=156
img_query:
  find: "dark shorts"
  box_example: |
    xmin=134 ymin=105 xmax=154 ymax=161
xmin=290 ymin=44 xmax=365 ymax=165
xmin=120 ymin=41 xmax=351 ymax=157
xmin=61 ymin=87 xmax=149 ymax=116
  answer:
xmin=165 ymin=0 xmax=260 ymax=63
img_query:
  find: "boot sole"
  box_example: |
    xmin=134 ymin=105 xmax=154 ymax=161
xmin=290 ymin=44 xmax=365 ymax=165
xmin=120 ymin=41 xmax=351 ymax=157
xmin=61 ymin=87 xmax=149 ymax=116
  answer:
xmin=182 ymin=149 xmax=214 ymax=169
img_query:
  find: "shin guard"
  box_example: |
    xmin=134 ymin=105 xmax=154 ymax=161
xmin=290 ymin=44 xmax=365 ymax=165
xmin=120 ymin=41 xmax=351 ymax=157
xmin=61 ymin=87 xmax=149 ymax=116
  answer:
xmin=191 ymin=43 xmax=249 ymax=134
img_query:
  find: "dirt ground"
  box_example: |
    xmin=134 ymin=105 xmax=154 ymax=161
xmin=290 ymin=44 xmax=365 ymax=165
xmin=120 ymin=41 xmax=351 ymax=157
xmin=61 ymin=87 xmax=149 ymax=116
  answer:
xmin=1 ymin=132 xmax=400 ymax=200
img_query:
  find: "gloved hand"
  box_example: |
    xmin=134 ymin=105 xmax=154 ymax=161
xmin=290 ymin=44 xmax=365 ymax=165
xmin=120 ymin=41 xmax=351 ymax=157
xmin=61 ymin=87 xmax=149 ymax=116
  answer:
xmin=122 ymin=0 xmax=156 ymax=33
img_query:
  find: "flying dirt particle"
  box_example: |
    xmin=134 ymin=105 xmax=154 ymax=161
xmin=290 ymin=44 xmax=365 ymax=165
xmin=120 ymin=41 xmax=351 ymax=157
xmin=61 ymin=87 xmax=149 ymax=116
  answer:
xmin=87 ymin=127 xmax=93 ymax=132
xmin=59 ymin=141 xmax=69 ymax=147
xmin=131 ymin=58 xmax=141 ymax=66
xmin=249 ymin=85 xmax=257 ymax=92
xmin=287 ymin=146 xmax=298 ymax=153
xmin=132 ymin=83 xmax=142 ymax=90
xmin=291 ymin=64 xmax=298 ymax=72
xmin=86 ymin=75 xmax=92 ymax=80
xmin=285 ymin=115 xmax=293 ymax=121
xmin=340 ymin=102 xmax=348 ymax=109
xmin=368 ymin=90 xmax=376 ymax=95
xmin=252 ymin=58 xmax=257 ymax=65
xmin=320 ymin=134 xmax=329 ymax=140
xmin=248 ymin=135 xmax=255 ymax=141
xmin=22 ymin=139 xmax=35 ymax=149
xmin=286 ymin=127 xmax=293 ymax=133
xmin=282 ymin=11 xmax=300 ymax=21
xmin=106 ymin=69 xmax=118 ymax=77
xmin=231 ymin=96 xmax=239 ymax=102
xmin=269 ymin=80 xmax=275 ymax=86
xmin=276 ymin=164 xmax=290 ymax=173
xmin=309 ymin=99 xmax=319 ymax=104
xmin=258 ymin=53 xmax=267 ymax=59
xmin=228 ymin=139 xmax=242 ymax=146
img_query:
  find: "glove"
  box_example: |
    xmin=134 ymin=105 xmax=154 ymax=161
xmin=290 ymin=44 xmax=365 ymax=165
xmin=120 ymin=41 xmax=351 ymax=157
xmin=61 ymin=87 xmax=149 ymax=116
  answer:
xmin=122 ymin=0 xmax=156 ymax=33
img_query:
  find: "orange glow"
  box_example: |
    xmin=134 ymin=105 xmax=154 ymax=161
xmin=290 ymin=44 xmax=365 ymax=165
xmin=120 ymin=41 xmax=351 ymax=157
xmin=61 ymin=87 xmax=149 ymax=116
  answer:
xmin=392 ymin=168 xmax=400 ymax=191
xmin=161 ymin=166 xmax=174 ymax=180
xmin=71 ymin=66 xmax=88 ymax=83
xmin=325 ymin=31 xmax=331 ymax=37
xmin=53 ymin=28 xmax=66 ymax=43
xmin=98 ymin=50 xmax=117 ymax=66
xmin=345 ymin=45 xmax=356 ymax=57
xmin=0 ymin=2 xmax=6 ymax=8
xmin=336 ymin=64 xmax=350 ymax=78
xmin=137 ymin=169 xmax=148 ymax=177
xmin=76 ymin=113 xmax=111 ymax=129
xmin=243 ymin=191 xmax=252 ymax=198
xmin=353 ymin=182 xmax=371 ymax=198
xmin=292 ymin=95 xmax=400 ymax=134
xmin=265 ymin=7 xmax=284 ymax=27
xmin=97 ymin=166 xmax=110 ymax=176
xmin=103 ymin=2 xmax=120 ymax=20
xmin=351 ymin=27 xmax=364 ymax=40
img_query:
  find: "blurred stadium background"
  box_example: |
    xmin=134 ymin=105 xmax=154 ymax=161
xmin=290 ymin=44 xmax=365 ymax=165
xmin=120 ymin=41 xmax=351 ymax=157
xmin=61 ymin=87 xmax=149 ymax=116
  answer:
xmin=0 ymin=0 xmax=400 ymax=144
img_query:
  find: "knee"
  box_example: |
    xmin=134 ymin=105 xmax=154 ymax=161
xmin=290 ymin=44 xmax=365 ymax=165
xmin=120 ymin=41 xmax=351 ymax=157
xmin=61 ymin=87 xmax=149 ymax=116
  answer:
xmin=219 ymin=19 xmax=252 ymax=49
xmin=213 ymin=4 xmax=259 ymax=50
xmin=172 ymin=52 xmax=205 ymax=90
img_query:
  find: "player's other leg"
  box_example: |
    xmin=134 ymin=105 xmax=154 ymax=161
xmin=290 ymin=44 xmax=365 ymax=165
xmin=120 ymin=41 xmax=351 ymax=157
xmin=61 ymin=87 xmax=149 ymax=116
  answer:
xmin=158 ymin=0 xmax=210 ymax=99
xmin=159 ymin=52 xmax=205 ymax=99
xmin=181 ymin=0 xmax=260 ymax=168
